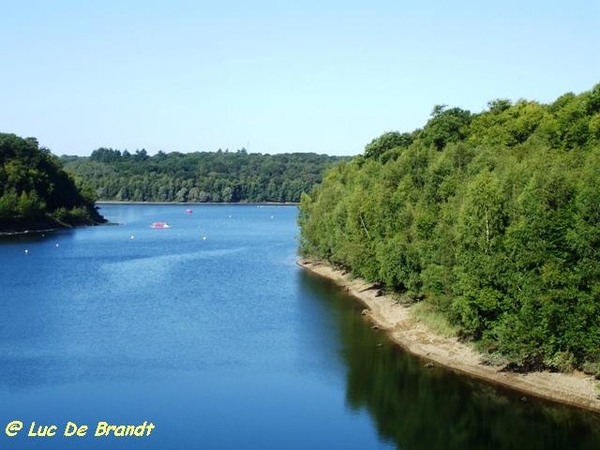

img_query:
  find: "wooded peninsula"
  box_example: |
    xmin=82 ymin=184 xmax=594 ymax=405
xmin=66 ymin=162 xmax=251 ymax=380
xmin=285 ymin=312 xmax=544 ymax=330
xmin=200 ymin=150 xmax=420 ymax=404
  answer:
xmin=0 ymin=133 xmax=105 ymax=233
xmin=298 ymin=84 xmax=600 ymax=378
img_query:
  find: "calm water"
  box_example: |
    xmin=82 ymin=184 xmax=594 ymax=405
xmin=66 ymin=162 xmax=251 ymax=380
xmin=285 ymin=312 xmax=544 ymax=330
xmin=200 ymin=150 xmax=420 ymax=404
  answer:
xmin=0 ymin=204 xmax=599 ymax=449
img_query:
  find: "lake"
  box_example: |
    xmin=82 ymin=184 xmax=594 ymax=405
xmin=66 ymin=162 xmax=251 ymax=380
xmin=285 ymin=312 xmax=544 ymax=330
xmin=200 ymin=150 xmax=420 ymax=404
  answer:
xmin=1 ymin=204 xmax=599 ymax=449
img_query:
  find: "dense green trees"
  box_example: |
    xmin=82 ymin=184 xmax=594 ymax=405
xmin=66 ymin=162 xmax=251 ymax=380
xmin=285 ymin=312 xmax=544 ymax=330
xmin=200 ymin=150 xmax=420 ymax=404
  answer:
xmin=299 ymin=84 xmax=600 ymax=374
xmin=62 ymin=150 xmax=346 ymax=203
xmin=0 ymin=133 xmax=105 ymax=231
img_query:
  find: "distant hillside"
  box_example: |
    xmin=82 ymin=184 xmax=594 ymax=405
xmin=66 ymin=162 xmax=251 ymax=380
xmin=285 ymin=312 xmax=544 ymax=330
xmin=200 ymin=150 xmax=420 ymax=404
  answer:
xmin=0 ymin=133 xmax=105 ymax=233
xmin=299 ymin=84 xmax=600 ymax=375
xmin=61 ymin=150 xmax=349 ymax=203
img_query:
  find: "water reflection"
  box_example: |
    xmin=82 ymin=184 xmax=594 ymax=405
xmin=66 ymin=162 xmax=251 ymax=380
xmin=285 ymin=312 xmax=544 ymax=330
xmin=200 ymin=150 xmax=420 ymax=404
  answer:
xmin=299 ymin=270 xmax=600 ymax=450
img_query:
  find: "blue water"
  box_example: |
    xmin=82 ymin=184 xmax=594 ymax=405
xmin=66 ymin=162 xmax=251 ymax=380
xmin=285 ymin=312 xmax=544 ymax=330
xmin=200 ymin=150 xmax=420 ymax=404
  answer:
xmin=1 ymin=204 xmax=599 ymax=449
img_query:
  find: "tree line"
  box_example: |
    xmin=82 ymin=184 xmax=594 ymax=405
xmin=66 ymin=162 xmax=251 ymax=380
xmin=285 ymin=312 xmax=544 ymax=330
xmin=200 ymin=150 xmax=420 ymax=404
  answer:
xmin=0 ymin=133 xmax=105 ymax=231
xmin=61 ymin=149 xmax=347 ymax=203
xmin=299 ymin=84 xmax=600 ymax=375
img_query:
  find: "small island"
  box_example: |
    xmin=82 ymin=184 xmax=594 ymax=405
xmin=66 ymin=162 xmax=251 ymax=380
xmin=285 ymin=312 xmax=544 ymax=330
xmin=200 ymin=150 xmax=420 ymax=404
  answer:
xmin=0 ymin=133 xmax=106 ymax=234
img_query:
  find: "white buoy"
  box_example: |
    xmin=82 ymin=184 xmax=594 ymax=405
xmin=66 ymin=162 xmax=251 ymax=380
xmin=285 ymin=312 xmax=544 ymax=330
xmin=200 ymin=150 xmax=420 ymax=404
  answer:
xmin=24 ymin=249 xmax=29 ymax=254
xmin=202 ymin=236 xmax=207 ymax=240
xmin=130 ymin=235 xmax=135 ymax=240
xmin=55 ymin=243 xmax=59 ymax=247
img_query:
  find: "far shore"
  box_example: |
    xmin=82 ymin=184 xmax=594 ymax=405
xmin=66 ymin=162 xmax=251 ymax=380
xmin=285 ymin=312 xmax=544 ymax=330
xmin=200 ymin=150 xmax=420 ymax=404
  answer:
xmin=96 ymin=201 xmax=299 ymax=206
xmin=298 ymin=257 xmax=600 ymax=414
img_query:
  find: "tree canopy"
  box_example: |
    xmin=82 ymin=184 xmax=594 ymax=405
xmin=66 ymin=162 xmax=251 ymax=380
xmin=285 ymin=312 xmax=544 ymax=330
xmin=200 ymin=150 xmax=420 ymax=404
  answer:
xmin=62 ymin=150 xmax=347 ymax=203
xmin=0 ymin=133 xmax=105 ymax=232
xmin=299 ymin=83 xmax=600 ymax=375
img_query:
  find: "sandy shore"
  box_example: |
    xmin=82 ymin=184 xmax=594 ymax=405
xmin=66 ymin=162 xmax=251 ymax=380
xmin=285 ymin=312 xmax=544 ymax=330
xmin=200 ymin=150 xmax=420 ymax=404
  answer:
xmin=298 ymin=258 xmax=600 ymax=414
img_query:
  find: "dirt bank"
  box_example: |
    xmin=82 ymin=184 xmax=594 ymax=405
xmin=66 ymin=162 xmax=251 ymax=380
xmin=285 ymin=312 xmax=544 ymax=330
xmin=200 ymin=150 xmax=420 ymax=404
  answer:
xmin=298 ymin=258 xmax=600 ymax=414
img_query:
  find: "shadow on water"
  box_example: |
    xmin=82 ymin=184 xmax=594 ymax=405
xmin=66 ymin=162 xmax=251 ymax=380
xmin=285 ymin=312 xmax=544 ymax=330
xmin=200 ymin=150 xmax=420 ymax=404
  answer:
xmin=299 ymin=270 xmax=600 ymax=450
xmin=0 ymin=229 xmax=67 ymax=244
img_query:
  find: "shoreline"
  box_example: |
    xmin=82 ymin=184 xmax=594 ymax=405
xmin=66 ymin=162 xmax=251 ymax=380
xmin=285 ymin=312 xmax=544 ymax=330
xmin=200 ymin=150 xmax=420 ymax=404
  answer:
xmin=0 ymin=227 xmax=60 ymax=237
xmin=298 ymin=257 xmax=600 ymax=414
xmin=96 ymin=201 xmax=299 ymax=206
xmin=0 ymin=217 xmax=107 ymax=237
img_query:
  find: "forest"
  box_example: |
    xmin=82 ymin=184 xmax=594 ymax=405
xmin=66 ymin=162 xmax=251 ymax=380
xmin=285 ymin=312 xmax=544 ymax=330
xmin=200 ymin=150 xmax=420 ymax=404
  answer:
xmin=61 ymin=150 xmax=347 ymax=203
xmin=298 ymin=84 xmax=600 ymax=375
xmin=0 ymin=133 xmax=105 ymax=232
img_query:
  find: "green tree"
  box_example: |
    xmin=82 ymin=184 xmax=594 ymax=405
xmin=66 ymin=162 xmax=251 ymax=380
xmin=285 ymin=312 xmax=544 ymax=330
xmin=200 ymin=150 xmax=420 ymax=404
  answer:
xmin=364 ymin=131 xmax=415 ymax=160
xmin=421 ymin=106 xmax=472 ymax=150
xmin=0 ymin=132 xmax=105 ymax=230
xmin=298 ymin=83 xmax=600 ymax=373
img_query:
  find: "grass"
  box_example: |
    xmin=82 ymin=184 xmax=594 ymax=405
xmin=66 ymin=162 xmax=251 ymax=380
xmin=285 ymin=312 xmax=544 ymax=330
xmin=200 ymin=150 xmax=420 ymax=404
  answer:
xmin=409 ymin=301 xmax=461 ymax=338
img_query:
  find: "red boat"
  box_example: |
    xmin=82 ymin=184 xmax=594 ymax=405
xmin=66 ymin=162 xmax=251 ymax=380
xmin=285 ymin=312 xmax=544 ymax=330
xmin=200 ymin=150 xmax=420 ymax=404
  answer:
xmin=150 ymin=222 xmax=171 ymax=229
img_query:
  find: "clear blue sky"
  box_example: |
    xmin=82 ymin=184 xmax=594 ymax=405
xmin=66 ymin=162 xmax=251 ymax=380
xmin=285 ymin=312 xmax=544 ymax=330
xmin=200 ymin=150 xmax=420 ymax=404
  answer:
xmin=1 ymin=0 xmax=598 ymax=156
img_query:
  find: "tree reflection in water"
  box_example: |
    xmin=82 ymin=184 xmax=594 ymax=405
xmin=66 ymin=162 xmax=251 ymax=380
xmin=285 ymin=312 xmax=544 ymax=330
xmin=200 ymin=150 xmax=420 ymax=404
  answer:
xmin=300 ymin=270 xmax=600 ymax=450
